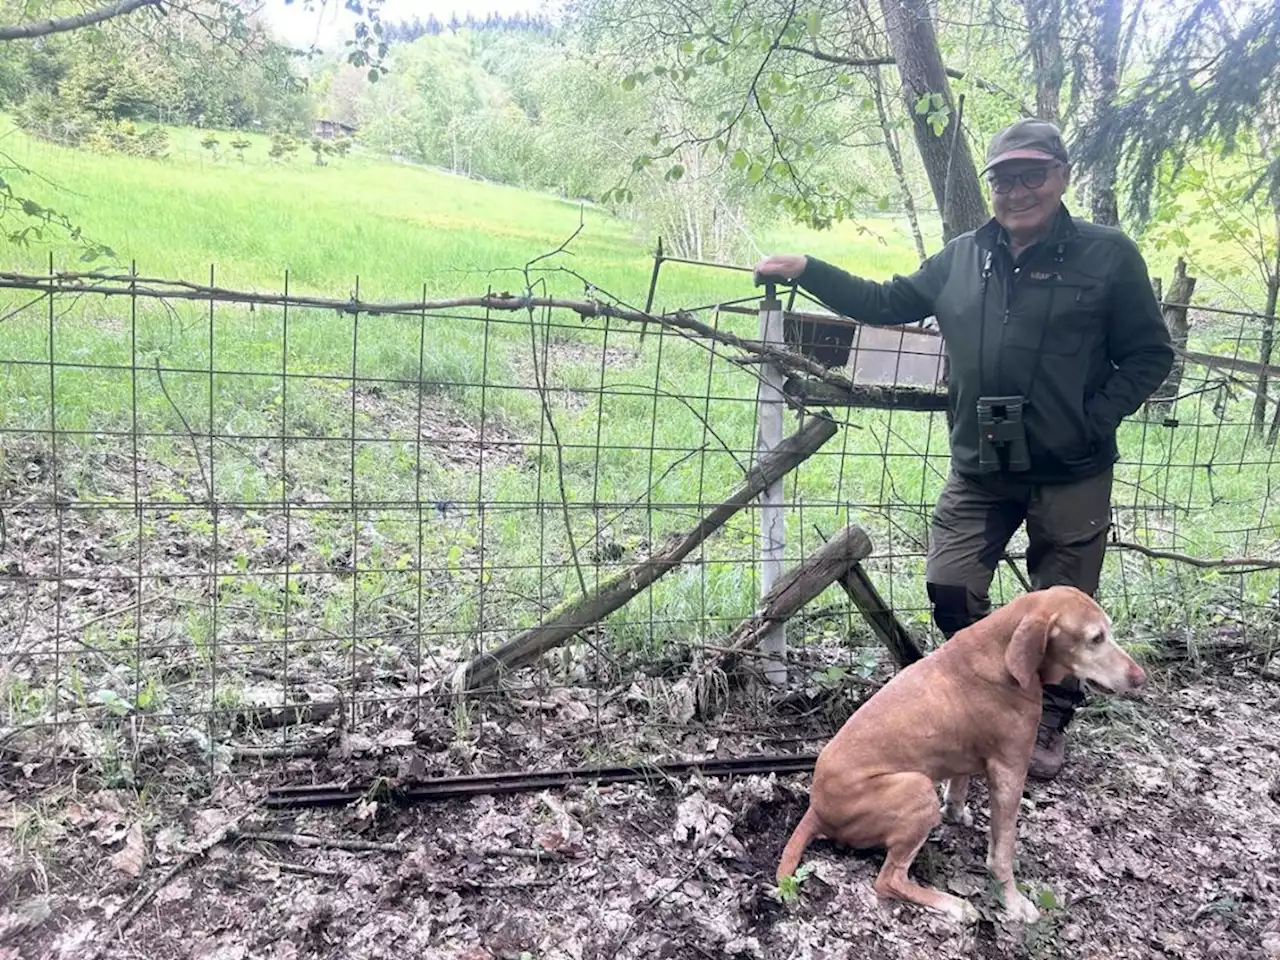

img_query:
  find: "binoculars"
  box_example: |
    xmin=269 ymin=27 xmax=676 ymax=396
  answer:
xmin=977 ymin=395 xmax=1030 ymax=472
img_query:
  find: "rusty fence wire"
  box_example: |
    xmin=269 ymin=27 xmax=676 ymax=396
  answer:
xmin=0 ymin=266 xmax=1277 ymax=781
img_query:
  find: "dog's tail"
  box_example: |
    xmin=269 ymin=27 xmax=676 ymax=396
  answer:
xmin=776 ymin=807 xmax=821 ymax=883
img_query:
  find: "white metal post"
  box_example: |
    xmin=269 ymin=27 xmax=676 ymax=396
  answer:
xmin=756 ymin=284 xmax=787 ymax=685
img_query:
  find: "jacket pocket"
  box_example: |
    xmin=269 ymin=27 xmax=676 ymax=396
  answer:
xmin=1005 ymin=278 xmax=1102 ymax=356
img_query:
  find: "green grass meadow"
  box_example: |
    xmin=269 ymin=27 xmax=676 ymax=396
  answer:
xmin=1 ymin=119 xmax=1276 ymax=737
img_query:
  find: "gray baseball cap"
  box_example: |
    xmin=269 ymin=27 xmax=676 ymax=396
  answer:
xmin=982 ymin=118 xmax=1070 ymax=174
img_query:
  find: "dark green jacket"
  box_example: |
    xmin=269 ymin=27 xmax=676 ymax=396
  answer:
xmin=796 ymin=205 xmax=1174 ymax=483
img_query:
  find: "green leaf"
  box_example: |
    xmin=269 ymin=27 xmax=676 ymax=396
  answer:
xmin=680 ymin=40 xmax=695 ymax=54
xmin=807 ymin=11 xmax=823 ymax=36
xmin=1037 ymin=888 xmax=1062 ymax=911
xmin=877 ymin=195 xmax=890 ymax=211
xmin=621 ymin=74 xmax=637 ymax=91
xmin=666 ymin=163 xmax=685 ymax=181
xmin=915 ymin=93 xmax=932 ymax=115
xmin=747 ymin=160 xmax=765 ymax=184
xmin=757 ymin=89 xmax=772 ymax=111
xmin=731 ymin=149 xmax=748 ymax=170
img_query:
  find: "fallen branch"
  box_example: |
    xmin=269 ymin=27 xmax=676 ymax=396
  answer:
xmin=1112 ymin=539 xmax=1280 ymax=572
xmin=239 ymin=830 xmax=572 ymax=865
xmin=267 ymin=859 xmax=347 ymax=880
xmin=448 ymin=413 xmax=840 ymax=692
xmin=231 ymin=731 xmax=338 ymax=760
xmin=228 ymin=699 xmax=341 ymax=731
xmin=90 ymin=804 xmax=260 ymax=958
xmin=783 ymin=375 xmax=947 ymax=410
xmin=234 ymin=830 xmax=410 ymax=854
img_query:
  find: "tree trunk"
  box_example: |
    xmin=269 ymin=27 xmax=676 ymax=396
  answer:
xmin=1269 ymin=360 xmax=1280 ymax=445
xmin=1022 ymin=0 xmax=1065 ymax=123
xmin=1251 ymin=231 xmax=1280 ymax=438
xmin=868 ymin=66 xmax=927 ymax=262
xmin=878 ymin=0 xmax=988 ymax=242
xmin=1090 ymin=0 xmax=1124 ymax=226
xmin=1144 ymin=257 xmax=1196 ymax=419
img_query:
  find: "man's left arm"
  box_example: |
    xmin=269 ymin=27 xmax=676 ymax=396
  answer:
xmin=1085 ymin=237 xmax=1175 ymax=434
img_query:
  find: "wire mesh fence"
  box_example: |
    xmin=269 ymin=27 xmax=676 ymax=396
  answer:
xmin=1 ymin=264 xmax=1277 ymax=782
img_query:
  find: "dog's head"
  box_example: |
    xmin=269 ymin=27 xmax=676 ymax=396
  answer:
xmin=1004 ymin=586 xmax=1146 ymax=694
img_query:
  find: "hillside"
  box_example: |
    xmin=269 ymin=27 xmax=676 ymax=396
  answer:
xmin=0 ymin=119 xmax=930 ymax=304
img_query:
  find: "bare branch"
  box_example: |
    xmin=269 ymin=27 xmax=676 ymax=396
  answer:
xmin=777 ymin=42 xmax=1034 ymax=115
xmin=0 ymin=0 xmax=162 ymax=41
xmin=1113 ymin=540 xmax=1280 ymax=572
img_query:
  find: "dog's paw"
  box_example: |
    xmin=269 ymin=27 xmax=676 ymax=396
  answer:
xmin=952 ymin=898 xmax=981 ymax=925
xmin=930 ymin=894 xmax=981 ymax=925
xmin=1002 ymin=889 xmax=1040 ymax=924
xmin=941 ymin=803 xmax=974 ymax=828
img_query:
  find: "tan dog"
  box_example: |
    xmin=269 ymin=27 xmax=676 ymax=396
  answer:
xmin=776 ymin=585 xmax=1145 ymax=924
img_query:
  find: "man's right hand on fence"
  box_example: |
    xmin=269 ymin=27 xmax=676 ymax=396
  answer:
xmin=752 ymin=254 xmax=808 ymax=286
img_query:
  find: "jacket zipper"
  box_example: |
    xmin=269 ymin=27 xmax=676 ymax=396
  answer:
xmin=995 ymin=259 xmax=1023 ymax=391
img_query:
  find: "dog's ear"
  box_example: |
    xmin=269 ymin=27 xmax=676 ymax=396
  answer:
xmin=1004 ymin=613 xmax=1054 ymax=691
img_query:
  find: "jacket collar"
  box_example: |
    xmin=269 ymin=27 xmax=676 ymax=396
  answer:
xmin=975 ymin=202 xmax=1079 ymax=253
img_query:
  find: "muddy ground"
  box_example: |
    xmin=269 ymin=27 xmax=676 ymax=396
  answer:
xmin=3 ymin=655 xmax=1278 ymax=960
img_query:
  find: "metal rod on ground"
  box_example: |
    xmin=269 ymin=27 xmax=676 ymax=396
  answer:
xmin=264 ymin=752 xmax=821 ymax=809
xmin=756 ymin=282 xmax=788 ymax=684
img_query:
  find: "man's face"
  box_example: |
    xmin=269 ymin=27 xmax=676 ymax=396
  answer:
xmin=987 ymin=159 xmax=1069 ymax=238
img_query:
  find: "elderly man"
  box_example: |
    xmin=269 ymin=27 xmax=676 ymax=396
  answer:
xmin=753 ymin=118 xmax=1173 ymax=779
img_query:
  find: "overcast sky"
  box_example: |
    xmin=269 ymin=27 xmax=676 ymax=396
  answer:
xmin=260 ymin=0 xmax=554 ymax=49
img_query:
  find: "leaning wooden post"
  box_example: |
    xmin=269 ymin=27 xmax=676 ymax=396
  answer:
xmin=710 ymin=524 xmax=874 ymax=672
xmin=756 ymin=282 xmax=787 ymax=685
xmin=447 ymin=414 xmax=839 ymax=693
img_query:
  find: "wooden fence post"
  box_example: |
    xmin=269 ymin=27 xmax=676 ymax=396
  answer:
xmin=1145 ymin=257 xmax=1196 ymax=420
xmin=757 ymin=284 xmax=787 ymax=685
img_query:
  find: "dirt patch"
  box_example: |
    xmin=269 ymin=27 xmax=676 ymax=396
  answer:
xmin=353 ymin=384 xmax=531 ymax=470
xmin=2 ymin=661 xmax=1277 ymax=960
xmin=506 ymin=338 xmax=644 ymax=414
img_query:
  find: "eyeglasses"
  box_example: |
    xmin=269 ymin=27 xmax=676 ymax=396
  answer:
xmin=986 ymin=164 xmax=1062 ymax=194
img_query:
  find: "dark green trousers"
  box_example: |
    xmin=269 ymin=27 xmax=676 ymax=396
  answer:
xmin=924 ymin=465 xmax=1113 ymax=729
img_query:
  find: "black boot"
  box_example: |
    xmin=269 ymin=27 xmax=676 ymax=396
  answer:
xmin=1029 ymin=678 xmax=1084 ymax=781
xmin=1029 ymin=719 xmax=1067 ymax=780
